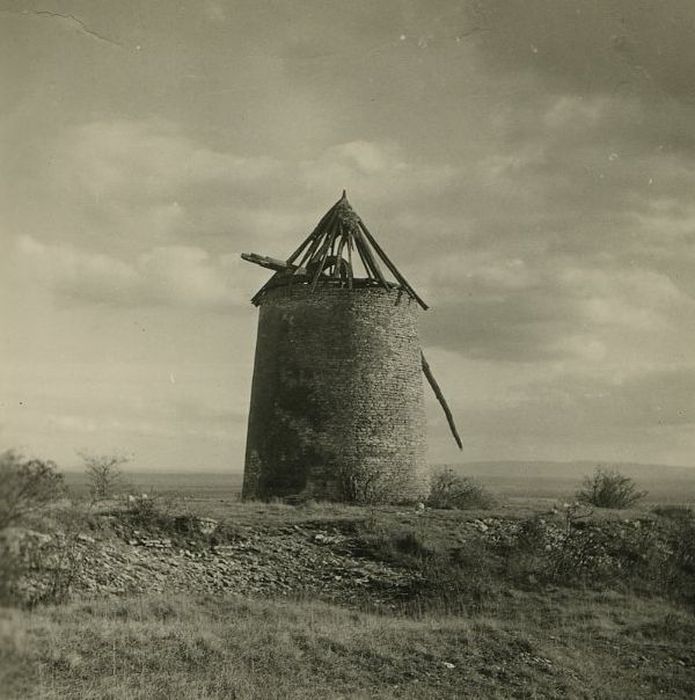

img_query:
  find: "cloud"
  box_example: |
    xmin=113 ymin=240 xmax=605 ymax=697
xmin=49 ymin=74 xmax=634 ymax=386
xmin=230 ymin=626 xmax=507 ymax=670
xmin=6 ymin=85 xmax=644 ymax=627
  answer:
xmin=203 ymin=1 xmax=227 ymax=24
xmin=29 ymin=106 xmax=687 ymax=267
xmin=9 ymin=120 xmax=471 ymax=312
xmin=3 ymin=2 xmax=695 ymax=469
xmin=422 ymin=345 xmax=695 ymax=464
xmin=2 ymin=119 xmax=291 ymax=262
xmin=498 ymin=366 xmax=695 ymax=433
xmin=15 ymin=235 xmax=256 ymax=310
xmin=16 ymin=235 xmax=138 ymax=301
xmin=23 ymin=119 xmax=464 ymax=263
xmin=611 ymin=367 xmax=695 ymax=427
xmin=20 ymin=113 xmax=695 ymax=372
xmin=321 ymin=141 xmax=406 ymax=175
xmin=46 ymin=401 xmax=245 ymax=441
xmin=421 ymin=294 xmax=567 ymax=362
xmin=13 ymin=111 xmax=695 ymax=368
xmin=58 ymin=119 xmax=281 ymax=202
xmin=475 ymin=0 xmax=695 ymax=102
xmin=421 ymin=250 xmax=695 ymax=363
xmin=420 ymin=342 xmax=695 ymax=464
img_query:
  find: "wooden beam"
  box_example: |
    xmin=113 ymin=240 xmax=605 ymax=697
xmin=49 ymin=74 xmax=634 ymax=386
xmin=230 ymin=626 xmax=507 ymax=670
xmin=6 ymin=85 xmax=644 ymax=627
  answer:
xmin=352 ymin=224 xmax=388 ymax=287
xmin=333 ymin=225 xmax=347 ymax=280
xmin=295 ymin=227 xmax=326 ymax=270
xmin=309 ymin=215 xmax=339 ymax=292
xmin=351 ymin=229 xmax=376 ymax=280
xmin=241 ymin=253 xmax=304 ymax=273
xmin=250 ymin=206 xmax=338 ymax=304
xmin=296 ymin=200 xmax=340 ymax=276
xmin=353 ymin=227 xmax=388 ymax=288
xmin=421 ymin=352 xmax=463 ymax=450
xmin=357 ymin=220 xmax=428 ymax=310
xmin=285 ymin=203 xmax=336 ymax=265
xmin=346 ymin=232 xmax=354 ymax=289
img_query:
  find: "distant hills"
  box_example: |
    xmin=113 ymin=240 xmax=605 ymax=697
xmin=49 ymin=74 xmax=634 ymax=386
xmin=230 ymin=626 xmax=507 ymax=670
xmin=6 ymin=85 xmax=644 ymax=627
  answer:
xmin=59 ymin=460 xmax=695 ymax=502
xmin=445 ymin=461 xmax=695 ymax=481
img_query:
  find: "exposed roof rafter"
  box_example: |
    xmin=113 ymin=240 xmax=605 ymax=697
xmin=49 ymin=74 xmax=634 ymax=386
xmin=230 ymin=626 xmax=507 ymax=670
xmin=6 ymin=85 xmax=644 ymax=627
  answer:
xmin=243 ymin=191 xmax=428 ymax=309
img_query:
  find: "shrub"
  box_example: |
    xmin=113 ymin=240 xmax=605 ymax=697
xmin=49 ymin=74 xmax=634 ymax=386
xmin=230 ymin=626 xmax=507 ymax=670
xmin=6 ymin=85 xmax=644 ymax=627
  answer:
xmin=339 ymin=465 xmax=397 ymax=505
xmin=0 ymin=503 xmax=84 ymax=608
xmin=80 ymin=452 xmax=129 ymax=500
xmin=126 ymin=492 xmax=181 ymax=528
xmin=426 ymin=468 xmax=495 ymax=510
xmin=575 ymin=468 xmax=647 ymax=509
xmin=352 ymin=517 xmax=499 ymax=613
xmin=127 ymin=494 xmax=161 ymax=526
xmin=122 ymin=493 xmax=215 ymax=544
xmin=0 ymin=451 xmax=65 ymax=528
xmin=354 ymin=517 xmax=438 ymax=567
xmin=0 ymin=450 xmax=70 ymax=605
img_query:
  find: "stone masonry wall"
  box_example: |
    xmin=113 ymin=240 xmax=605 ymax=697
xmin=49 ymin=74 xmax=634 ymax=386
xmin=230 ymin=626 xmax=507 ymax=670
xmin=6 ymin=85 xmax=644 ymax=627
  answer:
xmin=242 ymin=285 xmax=427 ymax=503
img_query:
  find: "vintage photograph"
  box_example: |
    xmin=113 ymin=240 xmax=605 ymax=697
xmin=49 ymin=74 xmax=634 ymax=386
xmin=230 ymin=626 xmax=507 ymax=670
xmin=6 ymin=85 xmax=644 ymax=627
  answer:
xmin=1 ymin=1 xmax=694 ymax=697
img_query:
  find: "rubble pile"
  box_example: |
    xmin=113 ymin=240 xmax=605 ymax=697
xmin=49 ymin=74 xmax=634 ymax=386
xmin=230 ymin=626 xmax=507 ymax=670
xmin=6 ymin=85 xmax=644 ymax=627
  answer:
xmin=4 ymin=516 xmax=420 ymax=607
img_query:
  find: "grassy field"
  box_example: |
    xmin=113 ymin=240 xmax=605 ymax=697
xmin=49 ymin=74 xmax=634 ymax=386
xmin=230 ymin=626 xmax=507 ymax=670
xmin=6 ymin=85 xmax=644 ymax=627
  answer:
xmin=3 ymin=590 xmax=694 ymax=699
xmin=3 ymin=466 xmax=695 ymax=698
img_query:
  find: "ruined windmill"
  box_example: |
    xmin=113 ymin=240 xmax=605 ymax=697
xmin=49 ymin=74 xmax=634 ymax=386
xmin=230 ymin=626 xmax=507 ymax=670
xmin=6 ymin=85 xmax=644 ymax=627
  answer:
xmin=241 ymin=191 xmax=462 ymax=504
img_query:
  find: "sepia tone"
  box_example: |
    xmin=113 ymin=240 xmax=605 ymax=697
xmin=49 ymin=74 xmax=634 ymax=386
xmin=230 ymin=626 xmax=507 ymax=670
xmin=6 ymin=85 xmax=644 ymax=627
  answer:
xmin=242 ymin=194 xmax=433 ymax=502
xmin=2 ymin=2 xmax=695 ymax=698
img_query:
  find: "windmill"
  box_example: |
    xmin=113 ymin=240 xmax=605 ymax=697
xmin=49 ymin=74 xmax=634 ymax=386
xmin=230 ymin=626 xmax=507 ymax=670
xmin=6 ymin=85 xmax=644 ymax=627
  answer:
xmin=241 ymin=191 xmax=461 ymax=503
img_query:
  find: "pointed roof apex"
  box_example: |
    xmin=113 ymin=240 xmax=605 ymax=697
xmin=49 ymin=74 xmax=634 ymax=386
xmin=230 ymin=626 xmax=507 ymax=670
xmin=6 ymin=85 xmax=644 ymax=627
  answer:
xmin=246 ymin=193 xmax=428 ymax=309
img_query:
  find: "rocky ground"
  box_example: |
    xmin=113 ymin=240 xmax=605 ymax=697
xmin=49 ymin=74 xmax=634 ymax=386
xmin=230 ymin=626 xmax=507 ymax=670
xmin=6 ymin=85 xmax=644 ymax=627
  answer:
xmin=61 ymin=520 xmax=415 ymax=605
xmin=5 ymin=507 xmax=508 ymax=607
xmin=3 ymin=501 xmax=695 ymax=698
xmin=2 ymin=499 xmax=526 ymax=605
xmin=7 ymin=500 xmax=693 ymax=613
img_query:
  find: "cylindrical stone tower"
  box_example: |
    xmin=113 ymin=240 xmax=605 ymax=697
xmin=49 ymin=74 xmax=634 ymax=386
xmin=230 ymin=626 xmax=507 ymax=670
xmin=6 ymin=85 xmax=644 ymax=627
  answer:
xmin=243 ymin=285 xmax=427 ymax=503
xmin=240 ymin=193 xmax=458 ymax=504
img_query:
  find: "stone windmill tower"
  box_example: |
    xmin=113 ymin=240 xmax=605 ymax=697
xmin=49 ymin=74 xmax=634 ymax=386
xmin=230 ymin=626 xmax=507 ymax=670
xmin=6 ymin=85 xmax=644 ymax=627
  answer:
xmin=241 ymin=192 xmax=461 ymax=504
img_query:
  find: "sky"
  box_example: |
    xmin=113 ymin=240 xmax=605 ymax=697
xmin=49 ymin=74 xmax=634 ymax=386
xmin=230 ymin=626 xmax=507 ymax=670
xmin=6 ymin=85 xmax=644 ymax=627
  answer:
xmin=1 ymin=0 xmax=694 ymax=471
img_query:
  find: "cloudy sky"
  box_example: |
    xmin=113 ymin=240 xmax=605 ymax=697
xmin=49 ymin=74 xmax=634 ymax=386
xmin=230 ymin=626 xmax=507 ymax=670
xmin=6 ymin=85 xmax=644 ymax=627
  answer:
xmin=1 ymin=0 xmax=694 ymax=471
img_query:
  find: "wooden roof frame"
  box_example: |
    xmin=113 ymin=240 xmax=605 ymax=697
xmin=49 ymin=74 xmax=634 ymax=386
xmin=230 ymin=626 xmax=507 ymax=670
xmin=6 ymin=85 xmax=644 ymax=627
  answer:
xmin=250 ymin=191 xmax=428 ymax=309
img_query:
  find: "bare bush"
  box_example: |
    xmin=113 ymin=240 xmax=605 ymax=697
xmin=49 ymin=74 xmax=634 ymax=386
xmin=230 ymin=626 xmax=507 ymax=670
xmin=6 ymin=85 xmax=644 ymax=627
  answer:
xmin=80 ymin=452 xmax=129 ymax=500
xmin=0 ymin=451 xmax=65 ymax=528
xmin=0 ymin=520 xmax=84 ymax=608
xmin=576 ymin=468 xmax=647 ymax=509
xmin=0 ymin=453 xmax=83 ymax=607
xmin=426 ymin=468 xmax=495 ymax=510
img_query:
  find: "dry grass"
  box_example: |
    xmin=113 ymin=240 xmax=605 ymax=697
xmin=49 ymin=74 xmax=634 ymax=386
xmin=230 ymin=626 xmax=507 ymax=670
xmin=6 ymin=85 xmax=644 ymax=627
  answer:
xmin=2 ymin=591 xmax=694 ymax=699
xmin=3 ymin=474 xmax=694 ymax=698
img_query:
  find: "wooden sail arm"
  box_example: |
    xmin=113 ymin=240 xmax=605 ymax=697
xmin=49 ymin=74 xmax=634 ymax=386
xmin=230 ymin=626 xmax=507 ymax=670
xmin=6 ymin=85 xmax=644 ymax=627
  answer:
xmin=245 ymin=254 xmax=310 ymax=306
xmin=421 ymin=351 xmax=463 ymax=450
xmin=241 ymin=253 xmax=306 ymax=274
